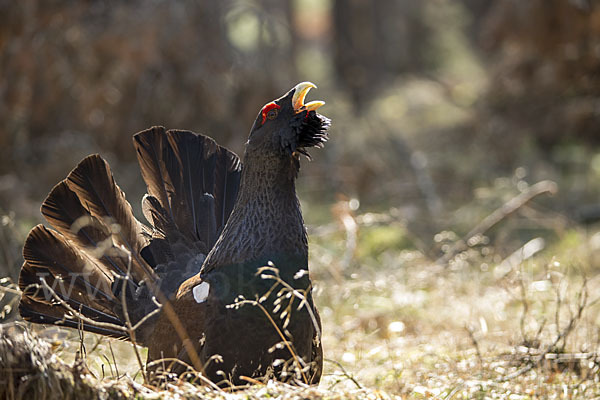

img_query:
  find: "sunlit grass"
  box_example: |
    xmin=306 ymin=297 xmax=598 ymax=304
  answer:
xmin=3 ymin=201 xmax=600 ymax=398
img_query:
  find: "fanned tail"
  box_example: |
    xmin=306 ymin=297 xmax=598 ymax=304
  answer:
xmin=19 ymin=156 xmax=158 ymax=344
xmin=133 ymin=127 xmax=241 ymax=298
xmin=134 ymin=127 xmax=241 ymax=250
xmin=65 ymin=155 xmax=153 ymax=281
xmin=18 ymin=126 xmax=242 ymax=344
xmin=19 ymin=225 xmax=127 ymax=339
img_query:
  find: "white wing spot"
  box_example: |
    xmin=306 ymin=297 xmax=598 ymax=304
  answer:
xmin=193 ymin=282 xmax=210 ymax=303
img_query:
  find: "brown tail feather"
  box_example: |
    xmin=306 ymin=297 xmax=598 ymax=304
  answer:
xmin=19 ymin=155 xmax=160 ymax=344
xmin=20 ymin=262 xmax=121 ymax=324
xmin=19 ymin=226 xmax=129 ymax=339
xmin=18 ymin=126 xmax=243 ymax=346
xmin=133 ymin=127 xmax=177 ymax=228
xmin=23 ymin=225 xmax=115 ymax=305
xmin=42 ymin=181 xmax=131 ymax=278
xmin=212 ymin=142 xmax=242 ymax=233
xmin=134 ymin=127 xmax=241 ymax=250
xmin=42 ymin=181 xmax=111 ymax=247
xmin=19 ymin=296 xmax=127 ymax=339
xmin=65 ymin=154 xmax=153 ymax=281
xmin=134 ymin=127 xmax=242 ymax=302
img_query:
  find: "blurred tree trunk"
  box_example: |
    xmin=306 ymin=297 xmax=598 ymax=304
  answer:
xmin=479 ymin=0 xmax=600 ymax=148
xmin=459 ymin=0 xmax=495 ymax=42
xmin=332 ymin=0 xmax=430 ymax=110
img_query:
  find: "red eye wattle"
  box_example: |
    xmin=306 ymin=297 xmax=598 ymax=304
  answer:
xmin=261 ymin=102 xmax=281 ymax=125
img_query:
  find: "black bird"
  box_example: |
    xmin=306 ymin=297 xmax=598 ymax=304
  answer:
xmin=18 ymin=82 xmax=330 ymax=386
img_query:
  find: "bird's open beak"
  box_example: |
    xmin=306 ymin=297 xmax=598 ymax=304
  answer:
xmin=292 ymin=81 xmax=325 ymax=113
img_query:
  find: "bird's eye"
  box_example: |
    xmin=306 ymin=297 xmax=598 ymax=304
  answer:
xmin=260 ymin=102 xmax=281 ymax=125
xmin=267 ymin=109 xmax=278 ymax=120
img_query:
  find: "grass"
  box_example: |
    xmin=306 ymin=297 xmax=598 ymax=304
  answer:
xmin=2 ymin=198 xmax=600 ymax=399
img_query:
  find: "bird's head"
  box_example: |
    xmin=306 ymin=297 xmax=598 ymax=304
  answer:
xmin=246 ymin=82 xmax=330 ymax=163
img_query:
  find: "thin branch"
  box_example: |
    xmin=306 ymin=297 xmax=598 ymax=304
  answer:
xmin=465 ymin=325 xmax=483 ymax=366
xmin=0 ymin=285 xmax=23 ymax=296
xmin=502 ymin=278 xmax=588 ymax=382
xmin=120 ymin=248 xmax=148 ymax=384
xmin=146 ymin=358 xmax=222 ymax=390
xmin=131 ymin=296 xmax=162 ymax=332
xmin=109 ymin=341 xmax=120 ymax=379
xmin=438 ymin=180 xmax=558 ymax=264
xmin=38 ymin=279 xmax=127 ymax=333
xmin=232 ymin=298 xmax=309 ymax=384
xmin=518 ymin=266 xmax=529 ymax=343
xmin=324 ymin=359 xmax=362 ymax=389
xmin=258 ymin=265 xmax=321 ymax=341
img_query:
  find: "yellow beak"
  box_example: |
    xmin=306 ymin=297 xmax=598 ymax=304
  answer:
xmin=292 ymin=81 xmax=325 ymax=113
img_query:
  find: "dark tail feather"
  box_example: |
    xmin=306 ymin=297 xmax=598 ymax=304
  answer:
xmin=18 ymin=127 xmax=241 ymax=344
xmin=133 ymin=127 xmax=177 ymax=226
xmin=65 ymin=154 xmax=153 ymax=282
xmin=23 ymin=225 xmax=115 ymax=306
xmin=42 ymin=181 xmax=111 ymax=247
xmin=42 ymin=181 xmax=131 ymax=278
xmin=134 ymin=127 xmax=242 ymax=251
xmin=166 ymin=130 xmax=216 ymax=247
xmin=19 ymin=226 xmax=129 ymax=340
xmin=19 ymin=155 xmax=160 ymax=344
xmin=19 ymin=296 xmax=126 ymax=338
xmin=133 ymin=127 xmax=241 ymax=302
xmin=141 ymin=194 xmax=174 ymax=239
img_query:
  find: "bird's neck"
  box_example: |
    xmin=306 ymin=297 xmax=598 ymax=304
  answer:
xmin=236 ymin=151 xmax=298 ymax=206
xmin=202 ymin=151 xmax=308 ymax=271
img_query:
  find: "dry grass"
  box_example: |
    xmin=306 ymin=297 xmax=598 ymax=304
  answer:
xmin=2 ymin=201 xmax=600 ymax=399
xmin=0 ymin=325 xmax=389 ymax=399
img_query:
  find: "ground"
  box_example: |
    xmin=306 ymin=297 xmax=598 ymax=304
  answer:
xmin=2 ymin=199 xmax=600 ymax=399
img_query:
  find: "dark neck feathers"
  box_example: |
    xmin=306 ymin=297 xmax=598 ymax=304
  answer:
xmin=202 ymin=150 xmax=308 ymax=271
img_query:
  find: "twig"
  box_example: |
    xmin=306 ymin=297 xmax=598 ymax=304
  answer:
xmin=120 ymin=248 xmax=148 ymax=384
xmin=146 ymin=358 xmax=222 ymax=390
xmin=239 ymin=375 xmax=265 ymax=385
xmin=518 ymin=266 xmax=529 ymax=344
xmin=554 ymin=277 xmax=563 ymax=344
xmin=232 ymin=298 xmax=309 ymax=384
xmin=38 ymin=280 xmax=128 ymax=333
xmin=258 ymin=265 xmax=322 ymax=341
xmin=324 ymin=359 xmax=362 ymax=389
xmin=438 ymin=180 xmax=558 ymax=264
xmin=77 ymin=309 xmax=86 ymax=357
xmin=444 ymin=384 xmax=464 ymax=400
xmin=502 ymin=277 xmax=588 ymax=381
xmin=0 ymin=285 xmax=23 ymax=296
xmin=109 ymin=341 xmax=119 ymax=379
xmin=101 ymin=354 xmax=114 ymax=379
xmin=131 ymin=297 xmax=162 ymax=332
xmin=465 ymin=325 xmax=483 ymax=366
xmin=496 ymin=237 xmax=546 ymax=279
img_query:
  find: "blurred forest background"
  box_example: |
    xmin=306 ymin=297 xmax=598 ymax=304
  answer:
xmin=3 ymin=0 xmax=600 ymax=266
xmin=2 ymin=0 xmax=600 ymax=397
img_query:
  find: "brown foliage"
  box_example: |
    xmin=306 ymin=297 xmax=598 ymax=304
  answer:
xmin=481 ymin=0 xmax=600 ymax=147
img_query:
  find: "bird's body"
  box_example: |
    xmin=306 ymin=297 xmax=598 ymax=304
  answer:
xmin=18 ymin=83 xmax=329 ymax=386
